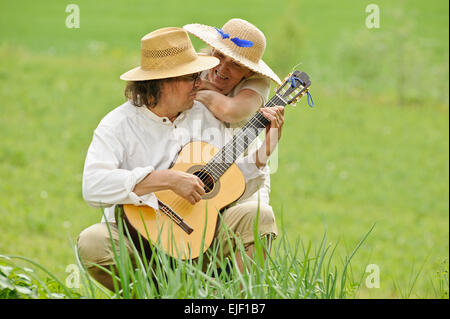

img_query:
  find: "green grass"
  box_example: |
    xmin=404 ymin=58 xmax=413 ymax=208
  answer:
xmin=1 ymin=214 xmax=376 ymax=299
xmin=0 ymin=0 xmax=448 ymax=298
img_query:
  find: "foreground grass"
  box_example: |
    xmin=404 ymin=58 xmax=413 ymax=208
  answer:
xmin=2 ymin=219 xmax=448 ymax=299
xmin=1 ymin=220 xmax=377 ymax=299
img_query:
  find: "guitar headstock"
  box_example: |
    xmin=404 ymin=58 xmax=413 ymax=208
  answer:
xmin=275 ymin=70 xmax=312 ymax=106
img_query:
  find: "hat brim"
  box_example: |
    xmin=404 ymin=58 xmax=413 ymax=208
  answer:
xmin=183 ymin=23 xmax=281 ymax=85
xmin=120 ymin=55 xmax=219 ymax=81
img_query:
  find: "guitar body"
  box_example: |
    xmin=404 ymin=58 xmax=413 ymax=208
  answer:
xmin=123 ymin=141 xmax=246 ymax=260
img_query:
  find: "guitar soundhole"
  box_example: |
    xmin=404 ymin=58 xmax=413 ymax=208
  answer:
xmin=193 ymin=170 xmax=215 ymax=194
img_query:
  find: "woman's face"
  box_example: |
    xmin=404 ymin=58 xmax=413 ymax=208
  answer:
xmin=207 ymin=50 xmax=253 ymax=95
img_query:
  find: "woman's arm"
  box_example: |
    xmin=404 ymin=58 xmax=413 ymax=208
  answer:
xmin=195 ymin=88 xmax=263 ymax=123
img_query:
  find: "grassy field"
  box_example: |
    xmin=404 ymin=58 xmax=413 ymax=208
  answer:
xmin=0 ymin=0 xmax=448 ymax=298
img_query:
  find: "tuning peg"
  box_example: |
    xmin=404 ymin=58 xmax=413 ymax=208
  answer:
xmin=283 ymin=72 xmax=293 ymax=82
xmin=290 ymin=88 xmax=309 ymax=106
xmin=275 ymin=72 xmax=292 ymax=92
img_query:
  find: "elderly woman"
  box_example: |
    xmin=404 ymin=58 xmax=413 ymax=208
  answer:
xmin=184 ymin=18 xmax=280 ymax=206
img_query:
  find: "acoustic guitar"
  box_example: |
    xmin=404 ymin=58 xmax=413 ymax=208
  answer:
xmin=122 ymin=70 xmax=312 ymax=260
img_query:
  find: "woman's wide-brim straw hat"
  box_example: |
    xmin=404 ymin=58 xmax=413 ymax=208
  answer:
xmin=120 ymin=27 xmax=219 ymax=81
xmin=183 ymin=19 xmax=281 ymax=85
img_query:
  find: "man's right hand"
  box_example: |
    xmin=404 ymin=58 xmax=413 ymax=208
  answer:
xmin=133 ymin=169 xmax=205 ymax=205
xmin=168 ymin=171 xmax=205 ymax=205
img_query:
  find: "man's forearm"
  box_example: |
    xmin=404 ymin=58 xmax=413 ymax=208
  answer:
xmin=132 ymin=169 xmax=174 ymax=196
xmin=133 ymin=168 xmax=206 ymax=205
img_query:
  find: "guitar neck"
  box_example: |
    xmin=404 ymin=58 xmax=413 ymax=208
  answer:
xmin=203 ymin=94 xmax=287 ymax=181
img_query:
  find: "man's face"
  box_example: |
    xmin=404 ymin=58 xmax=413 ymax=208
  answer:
xmin=207 ymin=50 xmax=253 ymax=95
xmin=163 ymin=73 xmax=202 ymax=113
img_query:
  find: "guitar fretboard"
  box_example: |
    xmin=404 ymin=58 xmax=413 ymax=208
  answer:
xmin=203 ymin=94 xmax=287 ymax=181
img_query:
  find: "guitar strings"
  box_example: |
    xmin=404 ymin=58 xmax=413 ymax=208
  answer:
xmin=165 ymin=94 xmax=287 ymax=214
xmin=192 ymin=95 xmax=280 ymax=188
xmin=176 ymin=93 xmax=283 ymax=211
xmin=204 ymin=95 xmax=281 ymax=178
xmin=199 ymin=75 xmax=296 ymax=181
xmin=168 ymin=117 xmax=265 ymax=211
xmin=189 ymin=93 xmax=285 ymax=200
xmin=168 ymin=95 xmax=285 ymax=213
xmin=156 ymin=78 xmax=305 ymax=232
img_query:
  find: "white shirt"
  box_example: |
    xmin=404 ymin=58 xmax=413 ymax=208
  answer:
xmin=82 ymin=100 xmax=267 ymax=222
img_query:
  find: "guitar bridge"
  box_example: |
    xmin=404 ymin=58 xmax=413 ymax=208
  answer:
xmin=157 ymin=200 xmax=194 ymax=235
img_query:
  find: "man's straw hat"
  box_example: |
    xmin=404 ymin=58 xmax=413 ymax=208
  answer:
xmin=120 ymin=27 xmax=219 ymax=81
xmin=183 ymin=19 xmax=281 ymax=85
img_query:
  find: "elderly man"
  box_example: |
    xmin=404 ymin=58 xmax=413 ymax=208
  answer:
xmin=77 ymin=27 xmax=284 ymax=292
